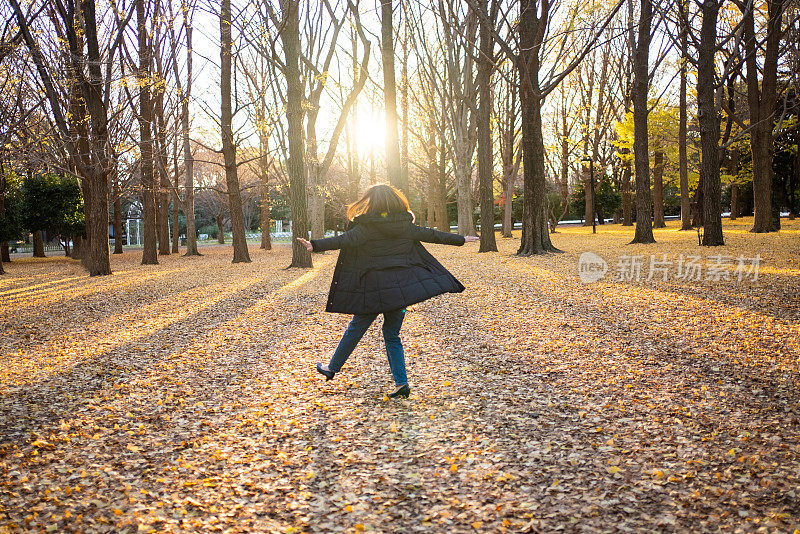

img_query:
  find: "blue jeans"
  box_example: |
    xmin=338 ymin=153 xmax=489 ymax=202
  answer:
xmin=328 ymin=309 xmax=407 ymax=386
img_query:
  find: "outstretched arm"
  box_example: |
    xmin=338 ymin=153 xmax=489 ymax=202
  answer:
xmin=410 ymin=225 xmax=477 ymax=246
xmin=296 ymin=226 xmax=367 ymax=252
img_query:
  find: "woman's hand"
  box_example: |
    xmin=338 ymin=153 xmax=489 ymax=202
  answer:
xmin=296 ymin=237 xmax=313 ymax=251
xmin=464 ymin=235 xmax=479 ymax=242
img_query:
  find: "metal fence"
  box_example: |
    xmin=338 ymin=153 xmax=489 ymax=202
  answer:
xmin=10 ymin=243 xmax=65 ymax=254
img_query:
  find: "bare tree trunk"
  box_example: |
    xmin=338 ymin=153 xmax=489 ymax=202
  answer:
xmin=791 ymin=150 xmax=799 ymax=219
xmin=621 ymin=157 xmax=632 ymax=225
xmin=172 ymin=143 xmax=180 ymax=253
xmin=347 ymin=26 xmax=361 ymax=204
xmin=500 ymin=79 xmax=518 ymax=238
xmin=260 ymin=184 xmax=271 ymax=250
xmin=502 ymin=181 xmax=513 ymax=237
xmin=138 ymin=0 xmax=158 ymax=265
xmin=155 ymin=89 xmax=171 ymax=256
xmin=744 ymin=0 xmax=783 ymax=233
xmin=220 ymin=0 xmax=250 ymax=263
xmin=0 ymin=172 xmax=4 ymax=271
xmin=282 ymin=1 xmax=312 ymax=268
xmin=181 ymin=2 xmax=200 ymax=257
xmin=381 ymin=0 xmax=403 ymax=192
xmin=401 ymin=20 xmax=409 ymax=195
xmin=477 ymin=0 xmax=497 ymax=252
xmin=113 ymin=177 xmax=124 ymax=254
xmin=75 ymin=0 xmax=112 ymax=275
xmin=33 ymin=230 xmax=45 ymax=257
xmin=0 ymin=170 xmax=8 ymax=264
xmin=678 ymin=0 xmax=691 ymax=230
xmin=653 ymin=147 xmax=665 ymax=227
xmin=306 ymin=119 xmax=325 ymax=240
xmin=698 ymin=0 xmax=724 ymax=246
xmin=516 ymin=0 xmax=558 ymax=255
xmin=217 ymin=217 xmax=225 ymax=244
xmin=260 ymin=132 xmax=272 ymax=250
xmin=728 ymin=146 xmax=740 ymax=219
xmin=427 ymin=173 xmax=436 ymax=228
xmin=584 ymin=164 xmax=593 ymax=225
xmin=436 ymin=115 xmax=449 ymax=232
xmin=630 ymin=0 xmax=655 ymax=243
xmin=457 ymin=31 xmax=478 ymax=235
xmin=427 ymin=116 xmax=438 ymax=228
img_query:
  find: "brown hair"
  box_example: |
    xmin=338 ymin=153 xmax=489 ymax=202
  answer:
xmin=346 ymin=183 xmax=411 ymax=221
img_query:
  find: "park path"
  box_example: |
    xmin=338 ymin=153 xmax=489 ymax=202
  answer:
xmin=1 ymin=226 xmax=799 ymax=533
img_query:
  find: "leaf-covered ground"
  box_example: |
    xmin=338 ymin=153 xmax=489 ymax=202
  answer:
xmin=1 ymin=218 xmax=799 ymax=533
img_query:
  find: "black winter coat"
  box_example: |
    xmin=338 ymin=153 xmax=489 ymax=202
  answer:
xmin=310 ymin=212 xmax=466 ymax=315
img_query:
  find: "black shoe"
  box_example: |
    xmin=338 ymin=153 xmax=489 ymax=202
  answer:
xmin=316 ymin=363 xmax=335 ymax=381
xmin=389 ymin=384 xmax=410 ymax=398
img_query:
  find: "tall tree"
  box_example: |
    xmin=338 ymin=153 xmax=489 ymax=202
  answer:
xmin=477 ymin=0 xmax=498 ymax=252
xmin=439 ymin=1 xmax=478 ymax=236
xmin=281 ymin=0 xmax=312 ymax=268
xmin=171 ymin=0 xmax=200 ymax=256
xmin=652 ymin=145 xmax=665 ymax=227
xmin=381 ymin=0 xmax=403 ymax=192
xmin=630 ymin=0 xmax=655 ymax=243
xmin=678 ymin=0 xmax=692 ymax=230
xmin=137 ymin=0 xmax=158 ymax=264
xmin=300 ymin=2 xmax=370 ymax=240
xmin=11 ymin=0 xmax=124 ymax=275
xmin=697 ymin=0 xmax=724 ymax=245
xmin=741 ymin=0 xmax=784 ymax=232
xmin=509 ymin=0 xmax=623 ymax=254
xmin=516 ymin=0 xmax=556 ymax=254
xmin=220 ymin=0 xmax=251 ymax=263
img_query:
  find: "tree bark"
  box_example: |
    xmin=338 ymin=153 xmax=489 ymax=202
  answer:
xmin=113 ymin=176 xmax=124 ymax=253
xmin=260 ymin=132 xmax=272 ymax=250
xmin=584 ymin=163 xmax=593 ymax=225
xmin=729 ymin=146 xmax=740 ymax=219
xmin=155 ymin=88 xmax=171 ymax=256
xmin=282 ymin=0 xmax=312 ymax=268
xmin=678 ymin=0 xmax=691 ymax=230
xmin=697 ymin=0 xmax=724 ymax=246
xmin=401 ymin=22 xmax=409 ymax=196
xmin=516 ymin=0 xmax=558 ymax=255
xmin=630 ymin=0 xmax=654 ymax=243
xmin=791 ymin=149 xmax=799 ymax=219
xmin=181 ymin=2 xmax=200 ymax=257
xmin=744 ymin=0 xmax=783 ymax=233
xmin=33 ymin=230 xmax=45 ymax=257
xmin=306 ymin=118 xmax=325 ymax=240
xmin=0 ymin=170 xmax=8 ymax=263
xmin=381 ymin=0 xmax=403 ymax=192
xmin=76 ymin=0 xmax=112 ymax=275
xmin=220 ymin=0 xmax=250 ymax=263
xmin=217 ymin=217 xmax=225 ymax=244
xmin=427 ymin=116 xmax=438 ymax=229
xmin=477 ymin=0 xmax=497 ymax=252
xmin=138 ymin=0 xmax=158 ymax=265
xmin=437 ymin=121 xmax=449 ymax=233
xmin=621 ymin=156 xmax=633 ymax=225
xmin=653 ymin=147 xmax=665 ymax=227
xmin=172 ymin=141 xmax=180 ymax=253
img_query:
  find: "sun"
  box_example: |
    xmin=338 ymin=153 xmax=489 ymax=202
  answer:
xmin=354 ymin=112 xmax=386 ymax=156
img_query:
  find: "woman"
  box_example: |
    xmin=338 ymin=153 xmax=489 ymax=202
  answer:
xmin=297 ymin=183 xmax=477 ymax=398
